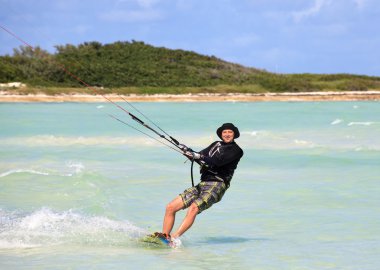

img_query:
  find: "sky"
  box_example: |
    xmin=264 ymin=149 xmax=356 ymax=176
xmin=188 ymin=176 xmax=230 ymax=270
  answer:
xmin=1 ymin=0 xmax=379 ymax=76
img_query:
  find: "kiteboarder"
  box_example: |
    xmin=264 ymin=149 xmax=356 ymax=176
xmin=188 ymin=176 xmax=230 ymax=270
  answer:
xmin=154 ymin=123 xmax=244 ymax=243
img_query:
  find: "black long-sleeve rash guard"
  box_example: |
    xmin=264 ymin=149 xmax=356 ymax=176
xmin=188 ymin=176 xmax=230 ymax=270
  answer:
xmin=199 ymin=141 xmax=243 ymax=187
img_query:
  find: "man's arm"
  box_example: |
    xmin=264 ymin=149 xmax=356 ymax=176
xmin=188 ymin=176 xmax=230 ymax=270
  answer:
xmin=202 ymin=144 xmax=243 ymax=167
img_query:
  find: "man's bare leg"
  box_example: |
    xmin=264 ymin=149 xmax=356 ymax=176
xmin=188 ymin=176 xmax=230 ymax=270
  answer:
xmin=162 ymin=196 xmax=184 ymax=235
xmin=171 ymin=202 xmax=199 ymax=238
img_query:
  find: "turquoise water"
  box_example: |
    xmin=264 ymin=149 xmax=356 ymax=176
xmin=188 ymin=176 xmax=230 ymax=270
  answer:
xmin=1 ymin=101 xmax=380 ymax=269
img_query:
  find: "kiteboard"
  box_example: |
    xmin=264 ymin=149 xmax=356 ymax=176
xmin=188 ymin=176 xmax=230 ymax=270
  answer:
xmin=140 ymin=232 xmax=177 ymax=248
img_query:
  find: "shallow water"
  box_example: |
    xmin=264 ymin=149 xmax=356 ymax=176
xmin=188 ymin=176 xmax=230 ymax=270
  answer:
xmin=1 ymin=101 xmax=380 ymax=269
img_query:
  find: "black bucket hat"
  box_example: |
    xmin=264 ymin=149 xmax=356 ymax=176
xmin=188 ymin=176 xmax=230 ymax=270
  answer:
xmin=216 ymin=123 xmax=240 ymax=139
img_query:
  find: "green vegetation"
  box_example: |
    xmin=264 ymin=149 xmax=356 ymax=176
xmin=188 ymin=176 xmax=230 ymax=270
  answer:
xmin=1 ymin=41 xmax=380 ymax=94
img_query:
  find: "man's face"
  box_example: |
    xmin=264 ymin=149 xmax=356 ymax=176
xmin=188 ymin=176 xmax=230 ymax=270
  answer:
xmin=221 ymin=129 xmax=234 ymax=143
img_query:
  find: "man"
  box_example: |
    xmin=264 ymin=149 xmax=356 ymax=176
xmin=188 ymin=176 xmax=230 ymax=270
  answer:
xmin=153 ymin=123 xmax=243 ymax=244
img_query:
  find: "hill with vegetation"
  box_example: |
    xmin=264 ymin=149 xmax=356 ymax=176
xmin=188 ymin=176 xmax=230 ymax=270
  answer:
xmin=1 ymin=40 xmax=380 ymax=94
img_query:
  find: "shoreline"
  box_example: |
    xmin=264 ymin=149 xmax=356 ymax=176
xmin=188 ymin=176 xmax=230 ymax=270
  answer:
xmin=1 ymin=91 xmax=380 ymax=102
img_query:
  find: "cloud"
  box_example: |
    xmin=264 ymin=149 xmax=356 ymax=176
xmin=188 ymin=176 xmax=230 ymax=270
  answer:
xmin=232 ymin=34 xmax=261 ymax=47
xmin=292 ymin=0 xmax=331 ymax=22
xmin=100 ymin=9 xmax=163 ymax=22
xmin=353 ymin=0 xmax=366 ymax=9
xmin=116 ymin=0 xmax=161 ymax=9
xmin=136 ymin=0 xmax=160 ymax=8
xmin=102 ymin=0 xmax=163 ymax=23
xmin=175 ymin=0 xmax=194 ymax=11
xmin=72 ymin=25 xmax=91 ymax=35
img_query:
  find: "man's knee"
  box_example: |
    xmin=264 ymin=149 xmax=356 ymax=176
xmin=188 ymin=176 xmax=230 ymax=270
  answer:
xmin=166 ymin=197 xmax=184 ymax=214
xmin=165 ymin=202 xmax=176 ymax=214
xmin=187 ymin=203 xmax=199 ymax=216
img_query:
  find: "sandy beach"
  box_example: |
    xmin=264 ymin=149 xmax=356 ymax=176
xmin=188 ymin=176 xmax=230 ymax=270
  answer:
xmin=1 ymin=91 xmax=380 ymax=102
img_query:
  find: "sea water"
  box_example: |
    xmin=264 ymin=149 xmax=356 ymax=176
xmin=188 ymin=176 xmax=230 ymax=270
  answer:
xmin=0 ymin=101 xmax=379 ymax=269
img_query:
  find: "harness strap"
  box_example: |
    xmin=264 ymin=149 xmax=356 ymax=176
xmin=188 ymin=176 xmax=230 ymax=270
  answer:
xmin=190 ymin=158 xmax=195 ymax=187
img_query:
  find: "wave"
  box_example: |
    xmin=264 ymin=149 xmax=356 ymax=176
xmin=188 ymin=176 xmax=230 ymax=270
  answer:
xmin=0 ymin=161 xmax=85 ymax=178
xmin=331 ymin=119 xmax=343 ymax=125
xmin=0 ymin=169 xmax=49 ymax=178
xmin=0 ymin=161 xmax=85 ymax=179
xmin=0 ymin=208 xmax=147 ymax=249
xmin=0 ymin=135 xmax=191 ymax=147
xmin=0 ymin=134 xmax=212 ymax=149
xmin=0 ymin=135 xmax=136 ymax=147
xmin=1 ymin=129 xmax=380 ymax=151
xmin=240 ymin=130 xmax=380 ymax=151
xmin=66 ymin=161 xmax=85 ymax=175
xmin=347 ymin=121 xmax=378 ymax=126
xmin=330 ymin=120 xmax=380 ymax=126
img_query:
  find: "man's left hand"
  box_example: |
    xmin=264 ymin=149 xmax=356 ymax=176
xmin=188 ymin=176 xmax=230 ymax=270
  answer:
xmin=184 ymin=151 xmax=201 ymax=160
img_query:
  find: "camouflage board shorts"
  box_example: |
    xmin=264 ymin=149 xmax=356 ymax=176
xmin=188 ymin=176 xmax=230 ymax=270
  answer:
xmin=179 ymin=181 xmax=227 ymax=213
